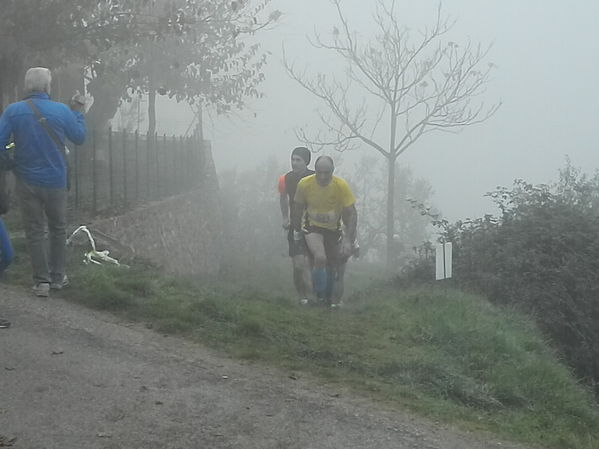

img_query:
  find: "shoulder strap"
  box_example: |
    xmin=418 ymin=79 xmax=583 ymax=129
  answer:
xmin=26 ymin=99 xmax=67 ymax=160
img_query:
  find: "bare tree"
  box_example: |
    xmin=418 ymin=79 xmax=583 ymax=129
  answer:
xmin=346 ymin=155 xmax=437 ymax=265
xmin=284 ymin=0 xmax=500 ymax=267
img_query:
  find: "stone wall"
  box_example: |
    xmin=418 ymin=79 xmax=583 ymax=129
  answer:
xmin=89 ymin=142 xmax=222 ymax=277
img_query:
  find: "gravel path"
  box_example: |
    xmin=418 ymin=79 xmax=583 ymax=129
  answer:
xmin=0 ymin=284 xmax=532 ymax=449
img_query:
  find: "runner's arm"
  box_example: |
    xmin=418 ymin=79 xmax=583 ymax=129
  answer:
xmin=277 ymin=175 xmax=289 ymax=229
xmin=291 ymin=200 xmax=305 ymax=233
xmin=280 ymin=194 xmax=290 ymax=229
xmin=340 ymin=204 xmax=358 ymax=258
xmin=292 ymin=180 xmax=306 ymax=233
xmin=342 ymin=204 xmax=358 ymax=244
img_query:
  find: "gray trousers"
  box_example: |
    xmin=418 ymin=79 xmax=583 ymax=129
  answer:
xmin=16 ymin=178 xmax=67 ymax=284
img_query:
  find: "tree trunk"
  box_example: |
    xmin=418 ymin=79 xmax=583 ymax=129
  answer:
xmin=386 ymin=156 xmax=395 ymax=268
xmin=386 ymin=110 xmax=398 ymax=269
xmin=86 ymin=72 xmax=123 ymax=131
xmin=148 ymin=78 xmax=156 ymax=137
xmin=195 ymin=104 xmax=204 ymax=141
xmin=15 ymin=66 xmax=24 ymax=101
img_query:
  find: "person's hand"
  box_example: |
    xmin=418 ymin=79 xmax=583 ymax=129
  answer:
xmin=69 ymin=90 xmax=86 ymax=113
xmin=351 ymin=241 xmax=360 ymax=258
xmin=340 ymin=239 xmax=353 ymax=258
xmin=282 ymin=218 xmax=290 ymax=230
xmin=293 ymin=230 xmax=303 ymax=241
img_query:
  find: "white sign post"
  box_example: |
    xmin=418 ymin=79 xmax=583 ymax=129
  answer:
xmin=435 ymin=242 xmax=453 ymax=281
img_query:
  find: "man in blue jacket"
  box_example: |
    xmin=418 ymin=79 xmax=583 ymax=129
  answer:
xmin=0 ymin=67 xmax=86 ymax=297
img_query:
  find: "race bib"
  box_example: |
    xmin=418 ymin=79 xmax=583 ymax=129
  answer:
xmin=310 ymin=210 xmax=339 ymax=225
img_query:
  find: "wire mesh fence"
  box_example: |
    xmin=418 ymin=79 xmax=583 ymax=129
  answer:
xmin=70 ymin=128 xmax=205 ymax=218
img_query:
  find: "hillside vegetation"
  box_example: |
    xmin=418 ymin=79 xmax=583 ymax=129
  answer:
xmin=406 ymin=162 xmax=599 ymax=394
xmin=3 ymin=240 xmax=598 ymax=448
xmin=4 ymin=162 xmax=599 ymax=448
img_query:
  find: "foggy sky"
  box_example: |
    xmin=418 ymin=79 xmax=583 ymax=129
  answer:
xmin=159 ymin=0 xmax=599 ymax=221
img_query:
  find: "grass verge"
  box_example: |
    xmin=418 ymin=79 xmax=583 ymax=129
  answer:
xmin=2 ymin=238 xmax=599 ymax=449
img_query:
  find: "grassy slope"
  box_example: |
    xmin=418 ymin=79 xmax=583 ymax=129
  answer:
xmin=2 ymin=236 xmax=599 ymax=449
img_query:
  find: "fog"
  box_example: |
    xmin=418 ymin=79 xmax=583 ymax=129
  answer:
xmin=156 ymin=0 xmax=599 ymax=222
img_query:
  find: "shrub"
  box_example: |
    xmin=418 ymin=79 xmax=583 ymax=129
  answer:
xmin=404 ymin=162 xmax=599 ymax=391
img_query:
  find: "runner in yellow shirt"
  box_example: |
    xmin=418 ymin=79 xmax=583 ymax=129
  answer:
xmin=292 ymin=156 xmax=358 ymax=307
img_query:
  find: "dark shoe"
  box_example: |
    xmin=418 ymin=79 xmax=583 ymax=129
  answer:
xmin=50 ymin=274 xmax=69 ymax=290
xmin=32 ymin=282 xmax=50 ymax=297
xmin=0 ymin=318 xmax=10 ymax=329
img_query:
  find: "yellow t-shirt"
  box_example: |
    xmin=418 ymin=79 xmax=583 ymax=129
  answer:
xmin=294 ymin=174 xmax=356 ymax=230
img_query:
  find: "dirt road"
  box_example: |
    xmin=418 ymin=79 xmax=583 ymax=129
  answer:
xmin=0 ymin=284 xmax=529 ymax=449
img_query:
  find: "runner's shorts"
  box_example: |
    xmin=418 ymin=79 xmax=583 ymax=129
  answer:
xmin=304 ymin=225 xmax=342 ymax=265
xmin=287 ymin=228 xmax=308 ymax=257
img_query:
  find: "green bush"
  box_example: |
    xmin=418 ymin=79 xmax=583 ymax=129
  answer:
xmin=405 ymin=162 xmax=599 ymax=391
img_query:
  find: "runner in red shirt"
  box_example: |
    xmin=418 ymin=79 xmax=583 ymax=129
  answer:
xmin=278 ymin=147 xmax=314 ymax=305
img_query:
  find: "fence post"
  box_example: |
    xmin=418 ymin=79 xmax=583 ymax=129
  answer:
xmin=155 ymin=132 xmax=160 ymax=198
xmin=92 ymin=129 xmax=97 ymax=216
xmin=122 ymin=129 xmax=127 ymax=205
xmin=134 ymin=129 xmax=139 ymax=202
xmin=184 ymin=137 xmax=188 ymax=190
xmin=146 ymin=131 xmax=151 ymax=199
xmin=196 ymin=137 xmax=203 ymax=187
xmin=172 ymin=135 xmax=178 ymax=195
xmin=174 ymin=135 xmax=179 ymax=193
xmin=162 ymin=134 xmax=167 ymax=197
xmin=108 ymin=127 xmax=114 ymax=207
xmin=189 ymin=137 xmax=194 ymax=185
xmin=183 ymin=137 xmax=188 ymax=190
xmin=188 ymin=137 xmax=193 ymax=188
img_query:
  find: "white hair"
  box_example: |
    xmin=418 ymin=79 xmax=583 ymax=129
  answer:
xmin=24 ymin=67 xmax=52 ymax=94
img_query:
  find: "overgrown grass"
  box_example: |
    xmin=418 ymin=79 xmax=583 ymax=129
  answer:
xmin=3 ymin=235 xmax=599 ymax=448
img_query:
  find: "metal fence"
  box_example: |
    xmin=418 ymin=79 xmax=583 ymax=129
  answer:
xmin=70 ymin=128 xmax=204 ymax=218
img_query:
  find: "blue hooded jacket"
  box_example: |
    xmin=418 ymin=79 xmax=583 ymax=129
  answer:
xmin=0 ymin=92 xmax=86 ymax=188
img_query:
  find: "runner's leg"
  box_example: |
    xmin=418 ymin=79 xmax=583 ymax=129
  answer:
xmin=301 ymin=254 xmax=313 ymax=298
xmin=304 ymin=232 xmax=327 ymax=299
xmin=333 ymin=260 xmax=348 ymax=304
xmin=289 ymin=230 xmax=312 ymax=301
xmin=323 ymin=231 xmax=341 ymax=304
xmin=291 ymin=254 xmax=309 ymax=297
